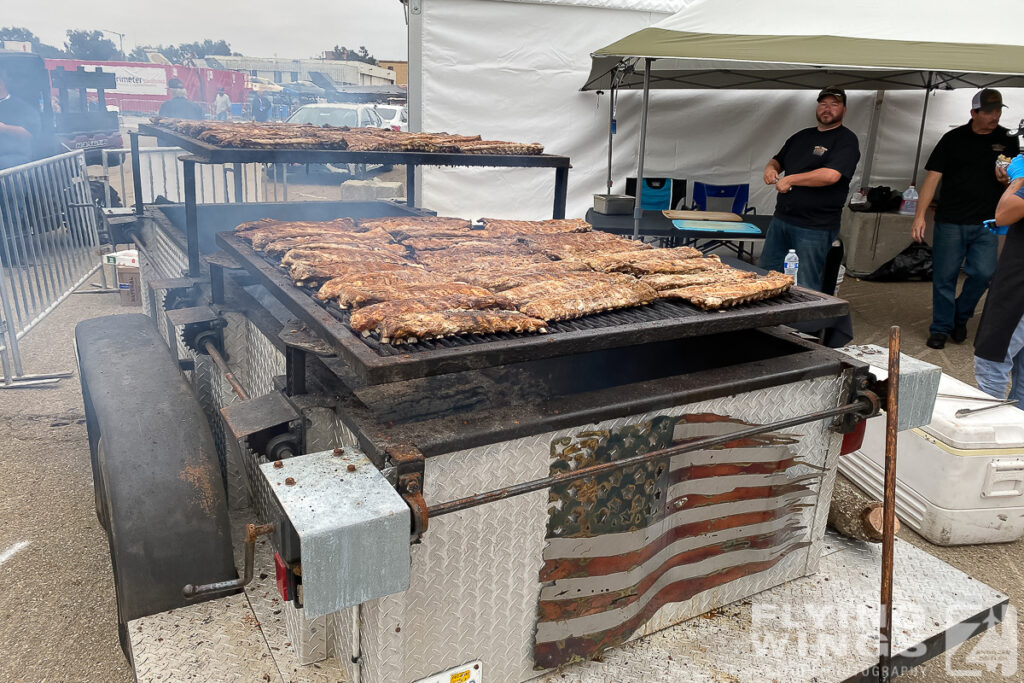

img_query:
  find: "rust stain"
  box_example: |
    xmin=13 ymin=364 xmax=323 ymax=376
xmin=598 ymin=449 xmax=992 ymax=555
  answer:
xmin=179 ymin=461 xmax=217 ymax=516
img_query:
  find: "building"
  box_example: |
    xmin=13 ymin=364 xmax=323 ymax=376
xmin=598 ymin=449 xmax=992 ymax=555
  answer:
xmin=378 ymin=60 xmax=408 ymax=88
xmin=198 ymin=55 xmax=396 ymax=88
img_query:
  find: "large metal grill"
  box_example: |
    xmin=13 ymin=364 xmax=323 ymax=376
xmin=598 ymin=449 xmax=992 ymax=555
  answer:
xmin=217 ymin=232 xmax=848 ymax=387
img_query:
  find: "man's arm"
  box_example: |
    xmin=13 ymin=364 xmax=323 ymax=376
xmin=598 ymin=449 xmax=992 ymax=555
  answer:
xmin=995 ymin=178 xmax=1024 ymax=225
xmin=911 ymin=170 xmax=942 ymax=243
xmin=763 ymin=158 xmax=782 ymax=185
xmin=0 ymin=121 xmax=32 ymax=141
xmin=774 ymin=167 xmax=841 ymax=193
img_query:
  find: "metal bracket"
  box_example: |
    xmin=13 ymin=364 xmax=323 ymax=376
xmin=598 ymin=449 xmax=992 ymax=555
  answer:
xmin=387 ymin=444 xmax=428 ymax=542
xmin=220 ymin=390 xmax=302 ymax=459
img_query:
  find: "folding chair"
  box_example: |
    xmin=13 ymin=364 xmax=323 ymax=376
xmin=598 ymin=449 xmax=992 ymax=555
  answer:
xmin=681 ymin=182 xmax=762 ymax=260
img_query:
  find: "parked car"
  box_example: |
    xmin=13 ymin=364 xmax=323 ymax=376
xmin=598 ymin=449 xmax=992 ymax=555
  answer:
xmin=285 ymin=103 xmax=386 ymax=129
xmin=374 ymin=104 xmax=408 ymax=132
xmin=283 ymin=104 xmax=390 ymax=179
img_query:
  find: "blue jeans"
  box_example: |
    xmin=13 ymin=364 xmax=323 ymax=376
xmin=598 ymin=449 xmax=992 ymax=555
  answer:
xmin=975 ymin=314 xmax=1024 ymax=403
xmin=930 ymin=222 xmax=997 ymax=335
xmin=758 ymin=217 xmax=838 ymax=292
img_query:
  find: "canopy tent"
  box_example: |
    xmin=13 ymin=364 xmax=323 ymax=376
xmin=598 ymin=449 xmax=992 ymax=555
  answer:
xmin=583 ymin=0 xmax=1024 ymax=237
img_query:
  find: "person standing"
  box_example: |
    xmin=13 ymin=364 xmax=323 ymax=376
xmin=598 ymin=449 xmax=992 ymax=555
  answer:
xmin=158 ymin=78 xmax=203 ymax=120
xmin=911 ymin=88 xmax=1019 ymax=349
xmin=974 ymin=155 xmax=1024 ymax=403
xmin=214 ymin=87 xmax=231 ymax=121
xmin=758 ymin=86 xmax=861 ymax=292
xmin=251 ymin=91 xmax=272 ymax=122
xmin=0 ymin=66 xmax=40 ymax=170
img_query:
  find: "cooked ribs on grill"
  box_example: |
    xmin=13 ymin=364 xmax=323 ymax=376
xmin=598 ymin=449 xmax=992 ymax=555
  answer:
xmin=412 ymin=244 xmax=545 ymax=269
xmin=152 ymin=119 xmax=545 ymax=155
xmin=349 ymin=294 xmax=516 ymax=333
xmin=356 ymin=215 xmax=472 ymax=232
xmin=316 ymin=270 xmax=445 ymax=302
xmin=659 ymin=272 xmax=794 ymax=310
xmin=583 ymin=248 xmax=713 ymax=275
xmin=522 ymin=232 xmax=648 ymax=260
xmin=515 ymin=279 xmax=659 ymax=322
xmin=280 ymin=247 xmax=410 ymax=269
xmin=331 ymin=282 xmax=495 ymax=310
xmin=456 ymin=261 xmax=595 ymax=291
xmin=289 ymin=260 xmax=420 ymax=287
xmin=402 ymin=235 xmax=518 ymax=252
xmin=476 ymin=218 xmax=592 ymax=235
xmin=642 ymin=269 xmax=756 ymax=291
xmin=501 ymin=272 xmax=639 ymax=306
xmin=377 ymin=310 xmax=549 ymax=344
xmin=262 ymin=234 xmax=405 ymax=257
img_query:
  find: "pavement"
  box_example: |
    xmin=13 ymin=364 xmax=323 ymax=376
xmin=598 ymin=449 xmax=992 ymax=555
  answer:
xmin=0 ymin=265 xmax=1021 ymax=681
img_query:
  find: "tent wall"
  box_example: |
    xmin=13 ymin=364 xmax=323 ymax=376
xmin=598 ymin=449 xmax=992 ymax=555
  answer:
xmin=412 ymin=0 xmax=1024 ymax=221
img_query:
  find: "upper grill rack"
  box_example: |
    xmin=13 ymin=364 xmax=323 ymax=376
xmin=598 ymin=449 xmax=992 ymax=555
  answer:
xmin=216 ymin=231 xmax=848 ymax=387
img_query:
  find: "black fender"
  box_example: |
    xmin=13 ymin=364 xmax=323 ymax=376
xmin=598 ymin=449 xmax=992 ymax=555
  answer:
xmin=76 ymin=314 xmax=236 ymax=646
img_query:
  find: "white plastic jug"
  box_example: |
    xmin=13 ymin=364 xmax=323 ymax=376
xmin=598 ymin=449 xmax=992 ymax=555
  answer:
xmin=899 ymin=185 xmax=918 ymax=216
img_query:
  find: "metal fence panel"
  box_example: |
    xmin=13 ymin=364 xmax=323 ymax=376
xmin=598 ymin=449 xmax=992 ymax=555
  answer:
xmin=0 ymin=150 xmax=101 ymax=387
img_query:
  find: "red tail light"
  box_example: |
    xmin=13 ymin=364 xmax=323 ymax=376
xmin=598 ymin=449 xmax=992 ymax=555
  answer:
xmin=391 ymin=125 xmax=400 ymax=131
xmin=840 ymin=419 xmax=867 ymax=455
xmin=274 ymin=552 xmax=289 ymax=601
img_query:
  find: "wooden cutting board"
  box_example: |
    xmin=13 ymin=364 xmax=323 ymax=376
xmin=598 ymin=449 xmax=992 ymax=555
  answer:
xmin=662 ymin=210 xmax=743 ymax=222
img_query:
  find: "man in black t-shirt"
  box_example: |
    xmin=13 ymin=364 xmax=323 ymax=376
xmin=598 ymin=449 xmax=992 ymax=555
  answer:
xmin=758 ymin=86 xmax=861 ymax=292
xmin=158 ymin=78 xmax=203 ymax=121
xmin=0 ymin=66 xmax=40 ymax=170
xmin=912 ymin=88 xmax=1019 ymax=350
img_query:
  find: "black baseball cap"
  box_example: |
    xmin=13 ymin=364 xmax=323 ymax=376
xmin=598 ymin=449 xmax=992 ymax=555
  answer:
xmin=167 ymin=78 xmax=185 ymax=89
xmin=817 ymin=86 xmax=847 ymax=106
xmin=972 ymin=88 xmax=1006 ymax=112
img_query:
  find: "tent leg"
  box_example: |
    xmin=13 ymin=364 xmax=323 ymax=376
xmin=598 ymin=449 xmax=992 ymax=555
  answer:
xmin=606 ymin=85 xmax=616 ymax=194
xmin=633 ymin=58 xmax=653 ymax=240
xmin=911 ymin=72 xmax=934 ymax=187
xmin=860 ymin=91 xmax=885 ymax=191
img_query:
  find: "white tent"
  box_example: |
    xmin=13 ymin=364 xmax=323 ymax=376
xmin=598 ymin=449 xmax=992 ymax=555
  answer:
xmin=409 ymin=0 xmax=1024 ymax=221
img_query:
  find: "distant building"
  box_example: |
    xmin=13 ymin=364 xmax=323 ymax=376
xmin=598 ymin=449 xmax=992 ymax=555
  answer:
xmin=197 ymin=55 xmax=396 ymax=88
xmin=378 ymin=60 xmax=408 ymax=88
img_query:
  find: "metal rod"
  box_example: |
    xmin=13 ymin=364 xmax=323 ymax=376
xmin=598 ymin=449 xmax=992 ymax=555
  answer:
xmin=860 ymin=91 xmax=885 ymax=191
xmin=130 ymin=132 xmax=144 ymax=216
xmin=406 ymin=163 xmax=415 ymax=208
xmin=606 ymin=85 xmax=615 ymax=194
xmin=203 ymin=339 xmax=249 ymax=401
xmin=553 ymin=167 xmax=568 ymax=219
xmin=428 ymin=397 xmax=873 ymax=519
xmin=911 ymin=72 xmax=933 ymax=187
xmin=955 ymin=400 xmax=1017 ymax=418
xmin=632 ymin=58 xmax=653 ymax=240
xmin=183 ymin=522 xmax=273 ymax=599
xmin=183 ymin=161 xmax=200 ymax=278
xmin=879 ymin=326 xmax=901 ymax=683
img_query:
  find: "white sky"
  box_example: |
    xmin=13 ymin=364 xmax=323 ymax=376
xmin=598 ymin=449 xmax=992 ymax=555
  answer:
xmin=4 ymin=0 xmax=409 ymax=60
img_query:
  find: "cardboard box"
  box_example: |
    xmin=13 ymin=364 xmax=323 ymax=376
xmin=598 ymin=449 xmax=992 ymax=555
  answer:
xmin=105 ymin=249 xmax=138 ymax=267
xmin=116 ymin=265 xmax=142 ymax=307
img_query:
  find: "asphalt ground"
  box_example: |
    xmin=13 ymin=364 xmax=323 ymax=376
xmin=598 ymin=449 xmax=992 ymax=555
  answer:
xmin=0 ymin=262 xmax=1020 ymax=680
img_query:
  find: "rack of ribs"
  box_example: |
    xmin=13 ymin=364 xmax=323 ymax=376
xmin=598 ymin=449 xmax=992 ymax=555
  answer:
xmin=330 ymin=282 xmax=495 ymax=310
xmin=476 ymin=218 xmax=592 ymax=235
xmin=522 ymin=232 xmax=649 ymax=260
xmin=642 ymin=269 xmax=756 ymax=291
xmin=377 ymin=310 xmax=549 ymax=345
xmin=356 ymin=215 xmax=472 ymax=233
xmin=349 ymin=294 xmax=516 ymax=334
xmin=263 ymin=234 xmax=406 ymax=257
xmin=583 ymin=248 xmax=714 ymax=275
xmin=457 ymin=261 xmax=595 ymax=291
xmin=504 ymin=275 xmax=658 ymax=321
xmin=289 ymin=260 xmax=421 ymax=287
xmin=280 ymin=246 xmax=411 ymax=269
xmin=658 ymin=272 xmax=794 ymax=310
xmin=316 ymin=270 xmax=445 ymax=302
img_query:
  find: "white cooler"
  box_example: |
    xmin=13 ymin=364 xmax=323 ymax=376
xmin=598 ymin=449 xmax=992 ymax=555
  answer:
xmin=841 ymin=373 xmax=1024 ymax=545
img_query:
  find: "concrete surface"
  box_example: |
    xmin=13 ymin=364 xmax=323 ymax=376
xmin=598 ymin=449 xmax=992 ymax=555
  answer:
xmin=0 ymin=265 xmax=1020 ymax=681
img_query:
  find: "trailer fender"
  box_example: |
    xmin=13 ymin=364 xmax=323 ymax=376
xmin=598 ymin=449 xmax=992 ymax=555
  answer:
xmin=75 ymin=314 xmax=236 ymax=633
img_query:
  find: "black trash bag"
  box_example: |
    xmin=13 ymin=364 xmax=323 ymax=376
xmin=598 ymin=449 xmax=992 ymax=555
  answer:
xmin=864 ymin=186 xmax=903 ymax=213
xmin=862 ymin=242 xmax=933 ymax=282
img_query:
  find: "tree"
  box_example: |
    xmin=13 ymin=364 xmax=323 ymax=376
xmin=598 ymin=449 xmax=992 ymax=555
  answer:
xmin=0 ymin=26 xmax=64 ymax=57
xmin=178 ymin=39 xmax=232 ymax=59
xmin=65 ymin=30 xmax=122 ymax=60
xmin=126 ymin=39 xmax=231 ymax=65
xmin=329 ymin=44 xmax=377 ymax=65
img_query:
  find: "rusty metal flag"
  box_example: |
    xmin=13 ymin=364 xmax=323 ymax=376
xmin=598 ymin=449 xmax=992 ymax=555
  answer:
xmin=533 ymin=413 xmax=818 ymax=669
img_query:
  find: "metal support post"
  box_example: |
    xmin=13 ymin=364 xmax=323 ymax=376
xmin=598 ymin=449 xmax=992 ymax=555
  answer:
xmin=406 ymin=164 xmax=416 ymax=208
xmin=553 ymin=167 xmax=568 ymax=219
xmin=232 ymin=163 xmax=244 ymax=203
xmin=183 ymin=160 xmax=200 ymax=278
xmin=633 ymin=58 xmax=653 ymax=240
xmin=130 ymin=132 xmax=144 ymax=216
xmin=209 ymin=263 xmax=225 ymax=305
xmin=879 ymin=326 xmax=901 ymax=682
xmin=285 ymin=345 xmax=306 ymax=396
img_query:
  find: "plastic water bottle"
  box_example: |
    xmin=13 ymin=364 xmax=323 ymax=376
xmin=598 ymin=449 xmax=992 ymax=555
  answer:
xmin=783 ymin=249 xmax=799 ymax=285
xmin=899 ymin=185 xmax=918 ymax=216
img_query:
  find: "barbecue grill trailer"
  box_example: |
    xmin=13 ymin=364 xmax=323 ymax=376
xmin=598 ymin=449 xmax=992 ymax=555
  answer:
xmin=76 ymin=143 xmax=1009 ymax=683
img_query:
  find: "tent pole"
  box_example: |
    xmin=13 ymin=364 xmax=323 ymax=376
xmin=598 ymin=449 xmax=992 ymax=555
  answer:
xmin=633 ymin=58 xmax=653 ymax=240
xmin=911 ymin=72 xmax=934 ymax=187
xmin=606 ymin=84 xmax=616 ymax=194
xmin=859 ymin=91 xmax=885 ymax=191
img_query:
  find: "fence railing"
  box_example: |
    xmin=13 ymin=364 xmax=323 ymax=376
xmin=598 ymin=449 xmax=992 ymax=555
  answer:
xmin=0 ymin=150 xmax=102 ymax=387
xmin=101 ymin=147 xmax=292 ymax=207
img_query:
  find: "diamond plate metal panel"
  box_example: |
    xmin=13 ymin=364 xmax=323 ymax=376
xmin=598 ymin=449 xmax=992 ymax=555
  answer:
xmin=305 ymin=406 xmax=359 ymax=453
xmin=358 ymin=375 xmax=848 ymax=683
xmin=284 ymin=602 xmax=330 ymax=665
xmin=328 ymin=607 xmax=360 ymax=683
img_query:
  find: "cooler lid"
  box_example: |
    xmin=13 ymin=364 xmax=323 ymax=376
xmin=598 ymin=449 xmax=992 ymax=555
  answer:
xmin=921 ymin=374 xmax=1024 ymax=450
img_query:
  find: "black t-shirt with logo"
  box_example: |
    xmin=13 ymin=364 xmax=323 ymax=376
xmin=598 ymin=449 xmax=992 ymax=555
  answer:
xmin=772 ymin=125 xmax=861 ymax=230
xmin=926 ymin=122 xmax=1020 ymax=225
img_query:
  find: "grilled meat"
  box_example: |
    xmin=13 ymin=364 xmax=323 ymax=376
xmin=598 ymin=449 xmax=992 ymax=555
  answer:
xmin=377 ymin=310 xmax=548 ymax=344
xmin=659 ymin=272 xmax=794 ymax=310
xmin=264 ymin=236 xmax=406 ymax=257
xmin=516 ymin=279 xmax=658 ymax=322
xmin=332 ymin=282 xmax=494 ymax=310
xmin=457 ymin=261 xmax=595 ymax=291
xmin=280 ymin=247 xmax=410 ymax=269
xmin=356 ymin=215 xmax=472 ymax=232
xmin=476 ymin=218 xmax=592 ymax=235
xmin=316 ymin=270 xmax=445 ymax=302
xmin=501 ymin=272 xmax=639 ymax=306
xmin=522 ymin=232 xmax=648 ymax=260
xmin=402 ymin=235 xmax=518 ymax=252
xmin=643 ymin=269 xmax=756 ymax=291
xmin=583 ymin=248 xmax=713 ymax=275
xmin=349 ymin=294 xmax=516 ymax=333
xmin=289 ymin=260 xmax=419 ymax=287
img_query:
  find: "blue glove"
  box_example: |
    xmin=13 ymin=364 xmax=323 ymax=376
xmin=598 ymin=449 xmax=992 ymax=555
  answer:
xmin=1008 ymin=154 xmax=1024 ymax=181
